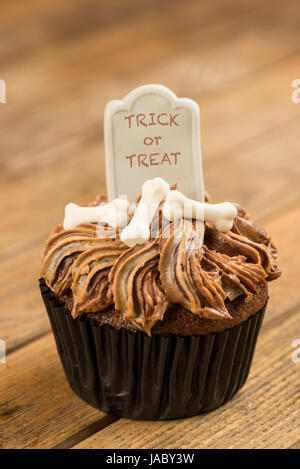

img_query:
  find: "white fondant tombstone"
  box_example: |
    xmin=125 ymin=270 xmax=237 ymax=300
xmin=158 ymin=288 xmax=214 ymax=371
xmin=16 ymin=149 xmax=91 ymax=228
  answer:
xmin=104 ymin=84 xmax=204 ymax=203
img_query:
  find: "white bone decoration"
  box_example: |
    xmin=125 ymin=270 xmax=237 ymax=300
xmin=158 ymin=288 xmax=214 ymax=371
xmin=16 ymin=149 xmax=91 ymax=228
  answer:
xmin=104 ymin=84 xmax=204 ymax=203
xmin=119 ymin=179 xmax=237 ymax=247
xmin=163 ymin=190 xmax=237 ymax=233
xmin=62 ymin=179 xmax=236 ymax=244
xmin=120 ymin=177 xmax=170 ymax=247
xmin=63 ymin=198 xmax=129 ymax=230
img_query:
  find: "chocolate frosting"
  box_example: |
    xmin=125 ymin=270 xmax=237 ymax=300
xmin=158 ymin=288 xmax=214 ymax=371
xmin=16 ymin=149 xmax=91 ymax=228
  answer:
xmin=41 ymin=195 xmax=281 ymax=335
xmin=109 ymin=240 xmax=168 ymax=335
xmin=41 ymin=222 xmax=127 ymax=317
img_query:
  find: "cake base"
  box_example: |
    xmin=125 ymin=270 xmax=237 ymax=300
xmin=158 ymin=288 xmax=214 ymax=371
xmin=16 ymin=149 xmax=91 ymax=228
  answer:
xmin=40 ymin=279 xmax=266 ymax=420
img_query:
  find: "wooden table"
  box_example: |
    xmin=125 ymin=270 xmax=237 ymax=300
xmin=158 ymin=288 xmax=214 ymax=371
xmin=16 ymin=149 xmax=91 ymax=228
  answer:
xmin=1 ymin=0 xmax=299 ymax=449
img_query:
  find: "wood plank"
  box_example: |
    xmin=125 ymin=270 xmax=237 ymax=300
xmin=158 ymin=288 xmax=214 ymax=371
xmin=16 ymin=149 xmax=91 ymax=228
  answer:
xmin=202 ymin=55 xmax=300 ymax=162
xmin=265 ymin=203 xmax=300 ymax=321
xmin=0 ymin=333 xmax=108 ymax=449
xmin=289 ymin=439 xmax=300 ymax=450
xmin=0 ymin=0 xmax=188 ymax=66
xmin=2 ymin=52 xmax=300 ymax=258
xmin=0 ymin=0 xmax=252 ymax=113
xmin=205 ymin=116 xmax=300 ymax=219
xmin=1 ymin=1 xmax=299 ymax=259
xmin=1 ymin=155 xmax=299 ymax=353
xmin=2 ymin=43 xmax=300 ymax=203
xmin=2 ymin=0 xmax=284 ymax=85
xmin=74 ymin=309 xmax=300 ymax=449
xmin=1 ymin=0 xmax=300 ymax=355
xmin=1 ymin=0 xmax=299 ymax=450
xmin=2 ymin=3 xmax=300 ymax=177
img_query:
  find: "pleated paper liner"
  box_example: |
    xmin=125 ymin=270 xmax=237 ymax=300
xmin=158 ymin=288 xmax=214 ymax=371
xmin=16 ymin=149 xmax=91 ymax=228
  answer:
xmin=39 ymin=278 xmax=266 ymax=420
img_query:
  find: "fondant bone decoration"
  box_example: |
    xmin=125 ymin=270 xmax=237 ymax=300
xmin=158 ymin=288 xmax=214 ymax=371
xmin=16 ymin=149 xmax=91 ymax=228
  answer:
xmin=163 ymin=190 xmax=237 ymax=233
xmin=119 ymin=178 xmax=237 ymax=247
xmin=120 ymin=177 xmax=170 ymax=247
xmin=63 ymin=198 xmax=129 ymax=230
xmin=104 ymin=84 xmax=204 ymax=203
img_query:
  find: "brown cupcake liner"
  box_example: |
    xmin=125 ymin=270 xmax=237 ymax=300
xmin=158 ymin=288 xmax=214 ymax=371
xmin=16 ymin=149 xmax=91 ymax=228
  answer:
xmin=39 ymin=278 xmax=266 ymax=420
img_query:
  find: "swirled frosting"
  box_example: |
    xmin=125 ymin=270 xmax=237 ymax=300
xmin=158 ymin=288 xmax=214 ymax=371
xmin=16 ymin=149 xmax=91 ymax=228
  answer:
xmin=41 ymin=192 xmax=281 ymax=335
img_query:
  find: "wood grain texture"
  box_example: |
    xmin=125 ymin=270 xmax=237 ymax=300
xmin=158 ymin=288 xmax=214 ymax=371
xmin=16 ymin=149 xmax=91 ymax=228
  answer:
xmin=0 ymin=333 xmax=106 ymax=449
xmin=1 ymin=0 xmax=300 ymax=449
xmin=258 ymin=204 xmax=300 ymax=322
xmin=74 ymin=310 xmax=300 ymax=449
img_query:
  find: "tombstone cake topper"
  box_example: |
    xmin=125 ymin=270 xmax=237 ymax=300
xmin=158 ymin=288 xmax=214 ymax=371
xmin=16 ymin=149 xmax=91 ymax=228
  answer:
xmin=104 ymin=84 xmax=204 ymax=203
xmin=61 ymin=86 xmax=237 ymax=246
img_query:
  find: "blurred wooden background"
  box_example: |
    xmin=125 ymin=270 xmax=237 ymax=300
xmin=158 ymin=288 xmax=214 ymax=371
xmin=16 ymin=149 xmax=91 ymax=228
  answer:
xmin=1 ymin=0 xmax=299 ymax=449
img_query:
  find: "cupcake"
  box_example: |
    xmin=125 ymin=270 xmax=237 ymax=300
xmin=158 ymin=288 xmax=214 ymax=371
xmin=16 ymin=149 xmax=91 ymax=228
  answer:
xmin=40 ymin=178 xmax=280 ymax=420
